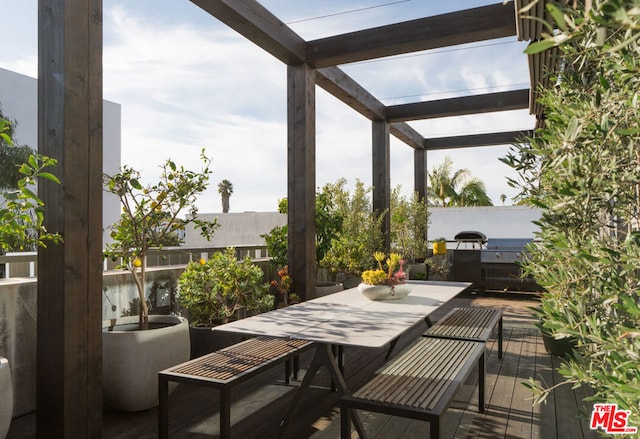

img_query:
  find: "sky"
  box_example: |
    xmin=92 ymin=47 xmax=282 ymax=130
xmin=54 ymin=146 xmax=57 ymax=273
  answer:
xmin=0 ymin=0 xmax=535 ymax=213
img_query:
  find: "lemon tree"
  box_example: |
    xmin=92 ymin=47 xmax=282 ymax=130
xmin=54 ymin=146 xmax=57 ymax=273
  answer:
xmin=104 ymin=150 xmax=219 ymax=328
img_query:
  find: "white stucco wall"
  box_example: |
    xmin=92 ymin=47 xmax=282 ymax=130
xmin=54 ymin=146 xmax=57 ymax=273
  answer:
xmin=428 ymin=206 xmax=542 ymax=241
xmin=0 ymin=67 xmax=121 ymax=247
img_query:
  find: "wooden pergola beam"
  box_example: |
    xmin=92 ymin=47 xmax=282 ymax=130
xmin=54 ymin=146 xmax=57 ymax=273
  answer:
xmin=424 ymin=130 xmax=532 ymax=150
xmin=390 ymin=122 xmax=424 ymax=150
xmin=315 ymin=67 xmax=385 ymax=121
xmin=316 ymin=67 xmax=426 ymax=148
xmin=386 ymin=89 xmax=530 ymax=122
xmin=189 ymin=0 xmax=306 ymax=64
xmin=307 ymin=2 xmax=516 ymax=68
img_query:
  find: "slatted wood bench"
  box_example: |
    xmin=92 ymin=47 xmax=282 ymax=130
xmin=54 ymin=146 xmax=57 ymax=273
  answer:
xmin=424 ymin=306 xmax=503 ymax=359
xmin=339 ymin=337 xmax=485 ymax=439
xmin=158 ymin=336 xmax=313 ymax=439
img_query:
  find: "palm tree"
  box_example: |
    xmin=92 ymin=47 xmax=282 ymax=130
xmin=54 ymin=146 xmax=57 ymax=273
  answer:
xmin=500 ymin=194 xmax=507 ymax=205
xmin=218 ymin=179 xmax=233 ymax=213
xmin=427 ymin=157 xmax=493 ymax=207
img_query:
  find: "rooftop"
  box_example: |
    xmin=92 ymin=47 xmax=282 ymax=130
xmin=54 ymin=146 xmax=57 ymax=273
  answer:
xmin=7 ymin=290 xmax=599 ymax=438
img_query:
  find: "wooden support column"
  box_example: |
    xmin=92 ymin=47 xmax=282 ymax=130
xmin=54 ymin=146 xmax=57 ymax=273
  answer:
xmin=414 ymin=148 xmax=428 ymax=244
xmin=287 ymin=64 xmax=316 ymax=301
xmin=414 ymin=148 xmax=427 ymax=201
xmin=37 ymin=1 xmax=103 ymax=437
xmin=372 ymin=121 xmax=391 ymax=253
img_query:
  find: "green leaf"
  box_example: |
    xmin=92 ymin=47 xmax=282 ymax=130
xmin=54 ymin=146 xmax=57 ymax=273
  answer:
xmin=524 ymin=39 xmax=557 ymax=55
xmin=130 ymin=178 xmax=142 ymax=190
xmin=23 ymin=188 xmax=43 ymax=206
xmin=37 ymin=172 xmax=60 ymax=184
xmin=546 ymin=4 xmax=567 ymax=31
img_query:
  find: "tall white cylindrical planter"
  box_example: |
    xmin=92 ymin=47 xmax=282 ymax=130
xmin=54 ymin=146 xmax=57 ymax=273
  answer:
xmin=102 ymin=315 xmax=189 ymax=412
xmin=0 ymin=357 xmax=13 ymax=439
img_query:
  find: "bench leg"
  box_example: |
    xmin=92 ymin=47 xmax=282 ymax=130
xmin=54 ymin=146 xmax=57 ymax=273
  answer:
xmin=430 ymin=418 xmax=440 ymax=439
xmin=479 ymin=351 xmax=486 ymax=413
xmin=158 ymin=375 xmax=169 ymax=439
xmin=340 ymin=407 xmax=351 ymax=438
xmin=285 ymin=359 xmax=292 ymax=385
xmin=498 ymin=317 xmax=503 ymax=359
xmin=220 ymin=388 xmax=231 ymax=439
xmin=385 ymin=337 xmax=399 ymax=360
xmin=293 ymin=355 xmax=300 ymax=380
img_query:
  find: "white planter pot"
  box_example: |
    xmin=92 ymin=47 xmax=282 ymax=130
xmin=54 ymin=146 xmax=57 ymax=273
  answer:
xmin=0 ymin=357 xmax=13 ymax=439
xmin=358 ymin=283 xmax=413 ymax=301
xmin=103 ymin=315 xmax=189 ymax=411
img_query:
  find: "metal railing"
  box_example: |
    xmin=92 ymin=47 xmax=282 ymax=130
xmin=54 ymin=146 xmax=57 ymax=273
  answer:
xmin=0 ymin=245 xmax=270 ymax=279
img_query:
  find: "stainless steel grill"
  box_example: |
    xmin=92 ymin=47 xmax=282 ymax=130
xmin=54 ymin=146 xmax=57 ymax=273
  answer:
xmin=480 ymin=238 xmax=532 ymax=264
xmin=481 ymin=238 xmax=535 ymax=289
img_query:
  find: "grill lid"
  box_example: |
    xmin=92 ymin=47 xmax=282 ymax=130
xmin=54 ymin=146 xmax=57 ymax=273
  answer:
xmin=454 ymin=231 xmax=487 ymax=243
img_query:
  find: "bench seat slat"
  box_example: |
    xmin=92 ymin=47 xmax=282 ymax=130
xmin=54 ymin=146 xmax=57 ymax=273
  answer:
xmin=162 ymin=337 xmax=311 ymax=385
xmin=158 ymin=336 xmax=313 ymax=439
xmin=340 ymin=337 xmax=485 ymax=439
xmin=423 ymin=306 xmax=503 ymax=359
xmin=353 ymin=338 xmax=481 ymax=412
xmin=425 ymin=307 xmax=501 ymax=341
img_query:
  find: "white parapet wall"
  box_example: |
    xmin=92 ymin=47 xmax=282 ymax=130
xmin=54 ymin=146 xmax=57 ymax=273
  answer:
xmin=183 ymin=212 xmax=286 ymax=248
xmin=428 ymin=206 xmax=542 ymax=241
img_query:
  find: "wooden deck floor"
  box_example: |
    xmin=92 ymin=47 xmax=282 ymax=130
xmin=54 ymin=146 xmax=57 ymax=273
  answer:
xmin=8 ymin=290 xmax=600 ymax=439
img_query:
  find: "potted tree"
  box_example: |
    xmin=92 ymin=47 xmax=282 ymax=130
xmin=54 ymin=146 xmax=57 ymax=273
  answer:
xmin=102 ymin=151 xmax=219 ymax=411
xmin=321 ymin=179 xmax=385 ymax=289
xmin=1 ymin=114 xmax=62 ymax=435
xmin=177 ymin=247 xmax=273 ymax=358
xmin=390 ymin=186 xmax=429 ymax=277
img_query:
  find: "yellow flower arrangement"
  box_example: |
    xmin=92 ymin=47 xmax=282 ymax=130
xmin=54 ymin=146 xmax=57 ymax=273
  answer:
xmin=361 ymin=251 xmax=406 ymax=286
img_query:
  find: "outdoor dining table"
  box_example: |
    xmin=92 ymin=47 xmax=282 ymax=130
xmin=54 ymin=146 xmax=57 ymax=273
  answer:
xmin=213 ymin=280 xmax=471 ymax=436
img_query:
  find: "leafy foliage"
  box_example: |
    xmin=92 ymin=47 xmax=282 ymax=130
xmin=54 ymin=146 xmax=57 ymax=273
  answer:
xmin=103 ymin=151 xmax=219 ymax=328
xmin=1 ymin=113 xmax=62 ymax=252
xmin=503 ymin=0 xmax=640 ymax=428
xmin=321 ymin=179 xmax=385 ymax=276
xmin=261 ymin=190 xmax=344 ymax=272
xmin=177 ymin=248 xmax=272 ymax=326
xmin=390 ymin=186 xmax=429 ymax=262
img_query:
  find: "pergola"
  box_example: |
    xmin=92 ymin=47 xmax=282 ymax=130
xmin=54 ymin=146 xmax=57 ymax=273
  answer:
xmin=36 ymin=0 xmax=554 ymax=437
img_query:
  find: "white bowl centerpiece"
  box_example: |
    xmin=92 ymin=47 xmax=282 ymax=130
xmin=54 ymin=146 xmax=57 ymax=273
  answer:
xmin=358 ymin=252 xmax=412 ymax=300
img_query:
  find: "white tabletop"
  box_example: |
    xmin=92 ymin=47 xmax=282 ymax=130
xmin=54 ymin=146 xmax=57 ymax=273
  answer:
xmin=213 ymin=280 xmax=471 ymax=349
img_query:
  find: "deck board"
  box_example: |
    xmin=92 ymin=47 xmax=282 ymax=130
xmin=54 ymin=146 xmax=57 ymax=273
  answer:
xmin=7 ymin=290 xmax=602 ymax=439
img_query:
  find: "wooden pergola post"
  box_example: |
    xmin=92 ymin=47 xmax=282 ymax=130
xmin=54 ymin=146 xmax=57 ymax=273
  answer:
xmin=372 ymin=120 xmax=391 ymax=253
xmin=37 ymin=0 xmax=103 ymax=437
xmin=414 ymin=148 xmax=427 ymax=201
xmin=287 ymin=64 xmax=317 ymax=301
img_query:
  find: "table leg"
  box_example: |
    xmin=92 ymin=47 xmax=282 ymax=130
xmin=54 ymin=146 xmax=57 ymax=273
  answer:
xmin=279 ymin=343 xmax=366 ymax=438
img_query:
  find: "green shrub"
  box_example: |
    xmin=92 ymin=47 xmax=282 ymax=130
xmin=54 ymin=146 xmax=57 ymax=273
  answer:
xmin=177 ymin=248 xmax=272 ymax=326
xmin=503 ymin=1 xmax=640 ymax=426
